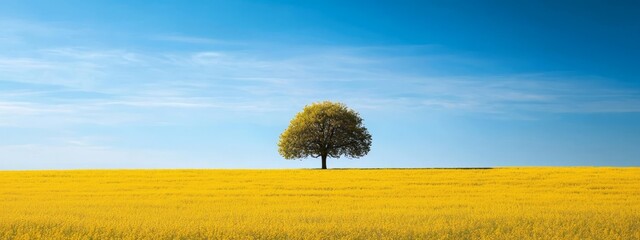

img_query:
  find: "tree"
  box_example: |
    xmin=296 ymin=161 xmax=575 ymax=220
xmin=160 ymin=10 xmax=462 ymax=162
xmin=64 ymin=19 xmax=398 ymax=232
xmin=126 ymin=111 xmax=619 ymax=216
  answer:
xmin=278 ymin=101 xmax=372 ymax=169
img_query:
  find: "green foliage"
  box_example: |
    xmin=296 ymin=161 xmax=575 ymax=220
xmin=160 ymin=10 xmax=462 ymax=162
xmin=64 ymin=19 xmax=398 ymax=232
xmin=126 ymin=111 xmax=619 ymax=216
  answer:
xmin=278 ymin=101 xmax=372 ymax=167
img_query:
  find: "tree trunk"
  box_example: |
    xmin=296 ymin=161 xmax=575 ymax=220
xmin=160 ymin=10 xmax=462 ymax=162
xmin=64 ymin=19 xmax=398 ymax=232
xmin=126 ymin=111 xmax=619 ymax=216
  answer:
xmin=321 ymin=154 xmax=327 ymax=169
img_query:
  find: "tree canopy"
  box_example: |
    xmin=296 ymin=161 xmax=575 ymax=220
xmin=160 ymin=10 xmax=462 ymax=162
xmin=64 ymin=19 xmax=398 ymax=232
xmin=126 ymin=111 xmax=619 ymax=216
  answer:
xmin=278 ymin=101 xmax=372 ymax=169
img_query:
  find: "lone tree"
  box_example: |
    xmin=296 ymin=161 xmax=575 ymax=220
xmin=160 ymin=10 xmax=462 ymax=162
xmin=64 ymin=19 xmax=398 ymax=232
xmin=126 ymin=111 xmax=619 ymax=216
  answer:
xmin=278 ymin=101 xmax=372 ymax=169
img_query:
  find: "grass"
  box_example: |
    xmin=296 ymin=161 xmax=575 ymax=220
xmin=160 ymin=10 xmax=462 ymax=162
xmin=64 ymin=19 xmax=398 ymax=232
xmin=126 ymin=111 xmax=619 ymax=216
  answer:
xmin=1 ymin=167 xmax=639 ymax=239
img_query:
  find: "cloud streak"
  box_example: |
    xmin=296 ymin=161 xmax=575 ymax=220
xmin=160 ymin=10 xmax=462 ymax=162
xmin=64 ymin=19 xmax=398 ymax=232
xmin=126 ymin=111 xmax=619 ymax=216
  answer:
xmin=153 ymin=35 xmax=237 ymax=45
xmin=2 ymin=48 xmax=639 ymax=121
xmin=1 ymin=19 xmax=639 ymax=129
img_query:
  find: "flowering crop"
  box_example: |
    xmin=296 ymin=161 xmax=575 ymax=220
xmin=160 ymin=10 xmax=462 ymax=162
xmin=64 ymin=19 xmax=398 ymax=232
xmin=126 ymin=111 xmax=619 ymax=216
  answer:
xmin=1 ymin=168 xmax=639 ymax=239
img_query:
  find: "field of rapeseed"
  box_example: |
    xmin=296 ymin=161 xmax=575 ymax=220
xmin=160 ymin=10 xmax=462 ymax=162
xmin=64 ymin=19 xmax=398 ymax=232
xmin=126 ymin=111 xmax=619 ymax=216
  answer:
xmin=1 ymin=168 xmax=639 ymax=239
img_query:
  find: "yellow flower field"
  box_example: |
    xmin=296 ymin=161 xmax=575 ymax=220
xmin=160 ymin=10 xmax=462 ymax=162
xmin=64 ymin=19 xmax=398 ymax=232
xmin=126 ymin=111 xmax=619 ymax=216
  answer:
xmin=1 ymin=168 xmax=639 ymax=239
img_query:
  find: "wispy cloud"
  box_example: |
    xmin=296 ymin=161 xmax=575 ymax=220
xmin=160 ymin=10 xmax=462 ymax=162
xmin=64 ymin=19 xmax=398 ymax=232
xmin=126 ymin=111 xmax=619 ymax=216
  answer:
xmin=0 ymin=6 xmax=638 ymax=170
xmin=154 ymin=34 xmax=238 ymax=45
xmin=2 ymin=46 xmax=640 ymax=123
xmin=1 ymin=18 xmax=639 ymax=129
xmin=0 ymin=101 xmax=71 ymax=115
xmin=41 ymin=47 xmax=143 ymax=63
xmin=0 ymin=58 xmax=56 ymax=70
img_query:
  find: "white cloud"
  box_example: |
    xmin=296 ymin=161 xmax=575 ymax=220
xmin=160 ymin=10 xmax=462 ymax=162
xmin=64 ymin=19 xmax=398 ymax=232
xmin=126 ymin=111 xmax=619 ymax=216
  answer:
xmin=0 ymin=101 xmax=71 ymax=115
xmin=153 ymin=35 xmax=235 ymax=45
xmin=40 ymin=47 xmax=143 ymax=63
xmin=0 ymin=18 xmax=638 ymax=169
xmin=1 ymin=45 xmax=639 ymax=126
xmin=0 ymin=58 xmax=55 ymax=70
xmin=0 ymin=19 xmax=639 ymax=130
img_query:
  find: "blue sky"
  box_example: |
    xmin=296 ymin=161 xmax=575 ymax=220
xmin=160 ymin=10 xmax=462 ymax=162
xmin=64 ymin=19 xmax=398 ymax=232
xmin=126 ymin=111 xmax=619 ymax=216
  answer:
xmin=1 ymin=0 xmax=639 ymax=169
